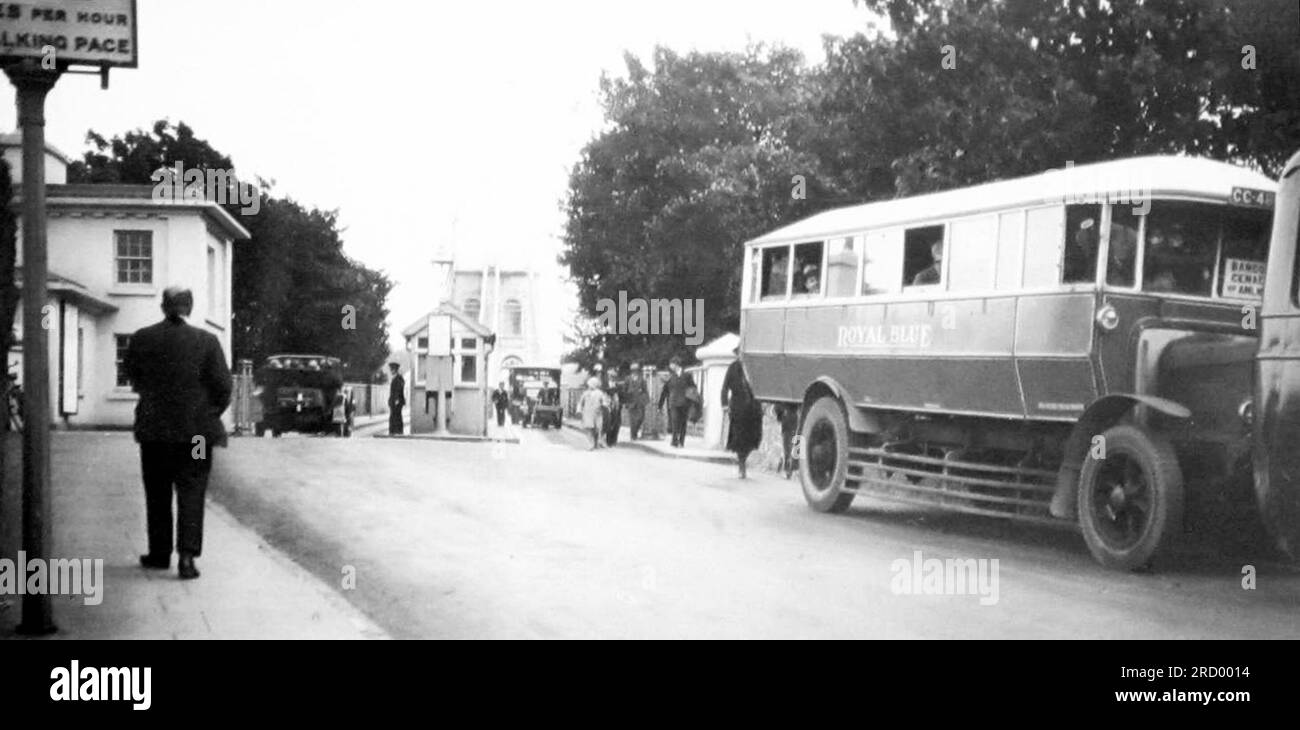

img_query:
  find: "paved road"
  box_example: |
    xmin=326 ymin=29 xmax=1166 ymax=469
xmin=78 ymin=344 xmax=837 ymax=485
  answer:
xmin=209 ymin=427 xmax=1300 ymax=639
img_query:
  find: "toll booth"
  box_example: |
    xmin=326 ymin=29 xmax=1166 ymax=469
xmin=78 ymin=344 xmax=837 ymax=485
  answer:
xmin=402 ymin=301 xmax=495 ymax=436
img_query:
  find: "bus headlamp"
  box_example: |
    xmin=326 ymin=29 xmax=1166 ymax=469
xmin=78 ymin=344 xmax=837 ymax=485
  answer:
xmin=1095 ymin=304 xmax=1120 ymax=332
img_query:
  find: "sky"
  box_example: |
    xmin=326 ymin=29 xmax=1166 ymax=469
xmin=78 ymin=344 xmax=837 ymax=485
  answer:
xmin=3 ymin=0 xmax=874 ymax=355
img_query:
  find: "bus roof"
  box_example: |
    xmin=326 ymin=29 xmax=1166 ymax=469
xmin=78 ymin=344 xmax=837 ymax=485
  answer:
xmin=748 ymin=156 xmax=1277 ymax=247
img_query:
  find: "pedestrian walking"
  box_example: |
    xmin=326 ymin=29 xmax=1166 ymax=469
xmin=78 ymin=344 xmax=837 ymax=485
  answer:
xmin=491 ymin=381 xmax=510 ymax=427
xmin=657 ymin=356 xmax=696 ymax=448
xmin=624 ymin=362 xmax=648 ymax=440
xmin=124 ymin=287 xmax=232 ymax=580
xmin=721 ymin=351 xmax=763 ymax=479
xmin=388 ymin=363 xmax=405 ymax=435
xmin=578 ymin=376 xmax=609 ymax=450
xmin=603 ymin=364 xmax=623 ymax=447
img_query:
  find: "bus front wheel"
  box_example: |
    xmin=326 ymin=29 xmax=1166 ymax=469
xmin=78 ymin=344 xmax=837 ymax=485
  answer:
xmin=799 ymin=397 xmax=855 ymax=514
xmin=1077 ymin=424 xmax=1184 ymax=571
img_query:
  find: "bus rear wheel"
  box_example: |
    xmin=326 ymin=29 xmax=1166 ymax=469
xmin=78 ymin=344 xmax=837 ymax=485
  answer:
xmin=1077 ymin=424 xmax=1184 ymax=571
xmin=799 ymin=397 xmax=855 ymax=514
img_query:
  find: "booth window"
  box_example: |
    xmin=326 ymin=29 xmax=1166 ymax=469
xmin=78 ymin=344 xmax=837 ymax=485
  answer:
xmin=459 ymin=355 xmax=477 ymax=384
xmin=792 ymin=241 xmax=825 ymax=296
xmin=760 ymin=246 xmax=791 ymax=300
xmin=903 ymin=225 xmax=945 ymax=287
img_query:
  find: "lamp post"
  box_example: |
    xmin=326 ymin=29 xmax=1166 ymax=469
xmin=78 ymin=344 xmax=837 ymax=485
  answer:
xmin=5 ymin=59 xmax=61 ymax=636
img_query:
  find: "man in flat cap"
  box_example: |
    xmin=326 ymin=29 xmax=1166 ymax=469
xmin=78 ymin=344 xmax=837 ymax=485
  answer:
xmin=124 ymin=287 xmax=232 ymax=580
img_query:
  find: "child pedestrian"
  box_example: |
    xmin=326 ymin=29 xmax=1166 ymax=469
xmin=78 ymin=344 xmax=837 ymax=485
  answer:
xmin=578 ymin=376 xmax=609 ymax=450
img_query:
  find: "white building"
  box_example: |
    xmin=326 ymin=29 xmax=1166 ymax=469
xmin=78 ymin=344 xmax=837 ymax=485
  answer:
xmin=449 ymin=264 xmax=554 ymax=385
xmin=3 ymin=134 xmax=251 ymax=428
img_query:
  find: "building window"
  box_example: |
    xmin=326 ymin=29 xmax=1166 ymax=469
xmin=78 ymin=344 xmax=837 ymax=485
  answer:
xmin=115 ymin=231 xmax=153 ymax=285
xmin=115 ymin=335 xmax=132 ymax=387
xmin=463 ymin=298 xmax=481 ymax=322
xmin=505 ymin=299 xmax=523 ymax=335
xmin=207 ymin=245 xmax=218 ymax=317
xmin=459 ymin=354 xmax=477 ymax=384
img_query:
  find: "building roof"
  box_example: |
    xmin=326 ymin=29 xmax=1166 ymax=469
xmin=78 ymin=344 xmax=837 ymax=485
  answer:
xmin=748 ymin=155 xmax=1278 ymax=247
xmin=43 ymin=184 xmax=253 ymax=242
xmin=696 ymin=332 xmax=739 ymax=361
xmin=0 ymin=132 xmax=72 ymax=164
xmin=402 ymin=300 xmax=494 ymax=339
xmin=15 ymin=267 xmax=118 ymax=315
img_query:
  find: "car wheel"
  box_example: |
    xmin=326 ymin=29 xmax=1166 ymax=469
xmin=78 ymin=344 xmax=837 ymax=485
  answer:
xmin=1077 ymin=424 xmax=1184 ymax=571
xmin=799 ymin=396 xmax=855 ymax=514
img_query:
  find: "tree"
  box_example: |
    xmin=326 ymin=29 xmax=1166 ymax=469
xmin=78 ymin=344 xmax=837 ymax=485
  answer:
xmin=833 ymin=0 xmax=1300 ymax=193
xmin=561 ymin=46 xmax=843 ymax=367
xmin=68 ymin=121 xmax=394 ymax=380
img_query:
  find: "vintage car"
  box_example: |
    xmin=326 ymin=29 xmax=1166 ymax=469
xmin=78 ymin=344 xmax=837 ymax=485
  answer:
xmin=506 ymin=366 xmax=563 ymax=429
xmin=740 ymin=155 xmax=1288 ymax=570
xmin=253 ymin=354 xmax=353 ymax=437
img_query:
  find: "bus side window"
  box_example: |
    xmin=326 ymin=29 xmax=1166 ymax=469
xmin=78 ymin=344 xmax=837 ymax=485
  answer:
xmin=949 ymin=216 xmax=997 ymax=290
xmin=792 ymin=241 xmax=825 ymax=296
xmin=862 ymin=230 xmax=903 ymax=295
xmin=760 ymin=245 xmax=791 ymax=300
xmin=825 ymin=236 xmax=859 ymax=297
xmin=1063 ymin=204 xmax=1102 ymax=283
xmin=1023 ymin=206 xmax=1065 ymax=287
xmin=1106 ymin=205 xmax=1141 ymax=288
xmin=903 ymin=225 xmax=946 ymax=287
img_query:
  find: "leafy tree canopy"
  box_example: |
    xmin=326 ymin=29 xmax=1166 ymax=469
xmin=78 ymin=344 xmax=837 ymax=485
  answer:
xmin=68 ymin=121 xmax=394 ymax=381
xmin=562 ymin=0 xmax=1299 ymax=368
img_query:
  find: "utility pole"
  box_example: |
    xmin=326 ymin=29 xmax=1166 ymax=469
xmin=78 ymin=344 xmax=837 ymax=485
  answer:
xmin=6 ymin=59 xmax=61 ymax=636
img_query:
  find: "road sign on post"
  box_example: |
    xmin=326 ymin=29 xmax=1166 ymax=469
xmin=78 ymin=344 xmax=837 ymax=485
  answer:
xmin=2 ymin=0 xmax=137 ymax=636
xmin=0 ymin=1 xmax=138 ymax=68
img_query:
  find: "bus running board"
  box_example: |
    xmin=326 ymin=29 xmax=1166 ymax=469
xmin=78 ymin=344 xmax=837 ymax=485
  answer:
xmin=845 ymin=446 xmax=1066 ymax=527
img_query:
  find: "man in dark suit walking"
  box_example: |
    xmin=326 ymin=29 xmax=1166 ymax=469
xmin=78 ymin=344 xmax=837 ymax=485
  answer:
xmin=388 ymin=363 xmax=406 ymax=435
xmin=125 ymin=287 xmax=232 ymax=580
xmin=657 ymin=356 xmax=696 ymax=448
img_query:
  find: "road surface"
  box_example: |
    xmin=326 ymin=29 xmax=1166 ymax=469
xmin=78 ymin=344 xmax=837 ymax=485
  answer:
xmin=208 ymin=425 xmax=1300 ymax=639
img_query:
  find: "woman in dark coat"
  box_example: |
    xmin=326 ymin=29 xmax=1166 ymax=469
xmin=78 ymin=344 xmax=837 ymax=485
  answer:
xmin=721 ymin=353 xmax=764 ymax=478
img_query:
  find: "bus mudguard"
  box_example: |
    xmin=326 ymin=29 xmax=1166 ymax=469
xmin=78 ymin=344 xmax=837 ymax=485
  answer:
xmin=1049 ymin=393 xmax=1191 ymax=519
xmin=804 ymin=377 xmax=883 ymax=435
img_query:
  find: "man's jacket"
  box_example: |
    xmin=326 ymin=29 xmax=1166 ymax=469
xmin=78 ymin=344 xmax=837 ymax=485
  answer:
xmin=124 ymin=318 xmax=233 ymax=444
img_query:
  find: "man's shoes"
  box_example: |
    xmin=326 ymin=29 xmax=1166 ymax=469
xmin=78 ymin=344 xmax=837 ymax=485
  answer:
xmin=139 ymin=554 xmax=169 ymax=570
xmin=178 ymin=555 xmax=200 ymax=580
